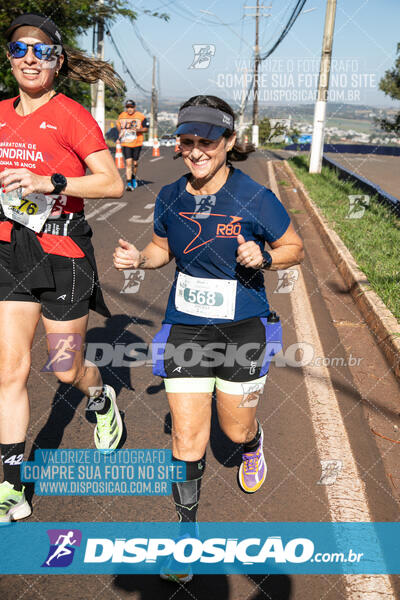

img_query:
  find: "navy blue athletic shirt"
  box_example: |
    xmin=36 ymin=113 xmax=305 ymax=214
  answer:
xmin=153 ymin=167 xmax=290 ymax=325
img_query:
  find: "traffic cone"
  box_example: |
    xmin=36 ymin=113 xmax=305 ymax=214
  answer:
xmin=115 ymin=141 xmax=124 ymax=169
xmin=152 ymin=137 xmax=160 ymax=157
xmin=174 ymin=137 xmax=180 ymax=153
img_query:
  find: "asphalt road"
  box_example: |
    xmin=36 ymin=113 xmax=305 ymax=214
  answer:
xmin=324 ymin=152 xmax=400 ymax=199
xmin=0 ymin=146 xmax=399 ymax=600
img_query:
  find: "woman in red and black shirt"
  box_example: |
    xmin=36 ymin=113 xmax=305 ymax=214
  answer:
xmin=0 ymin=13 xmax=124 ymax=522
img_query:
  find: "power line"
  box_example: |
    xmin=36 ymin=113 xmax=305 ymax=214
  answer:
xmin=132 ymin=22 xmax=154 ymax=58
xmin=106 ymin=29 xmax=151 ymax=96
xmin=259 ymin=0 xmax=307 ymax=61
xmin=131 ymin=23 xmax=161 ymax=100
xmin=260 ymin=0 xmax=296 ymax=48
xmin=244 ymin=2 xmax=272 ymax=127
xmin=167 ymin=1 xmax=242 ymax=26
xmin=240 ymin=0 xmax=307 ymax=118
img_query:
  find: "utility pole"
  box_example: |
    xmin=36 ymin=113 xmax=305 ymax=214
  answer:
xmin=91 ymin=0 xmax=105 ymax=134
xmin=238 ymin=67 xmax=248 ymax=141
xmin=244 ymin=2 xmax=271 ymax=146
xmin=252 ymin=0 xmax=260 ymax=129
xmin=149 ymin=56 xmax=158 ymax=143
xmin=309 ymin=0 xmax=337 ymax=173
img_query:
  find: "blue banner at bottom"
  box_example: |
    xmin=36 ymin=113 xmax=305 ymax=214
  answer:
xmin=0 ymin=522 xmax=399 ymax=574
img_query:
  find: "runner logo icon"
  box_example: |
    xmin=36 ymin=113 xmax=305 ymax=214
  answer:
xmin=193 ymin=195 xmax=216 ymax=219
xmin=42 ymin=529 xmax=82 ymax=568
xmin=188 ymin=44 xmax=216 ymax=69
xmin=42 ymin=333 xmax=82 ymax=372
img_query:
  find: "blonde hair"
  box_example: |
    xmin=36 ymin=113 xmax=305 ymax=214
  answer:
xmin=61 ymin=47 xmax=123 ymax=91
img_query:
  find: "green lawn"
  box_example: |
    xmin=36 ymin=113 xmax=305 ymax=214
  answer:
xmin=288 ymin=155 xmax=400 ymax=322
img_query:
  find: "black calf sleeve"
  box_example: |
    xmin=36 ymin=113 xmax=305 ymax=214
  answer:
xmin=1 ymin=441 xmax=25 ymax=491
xmin=172 ymin=455 xmax=205 ymax=523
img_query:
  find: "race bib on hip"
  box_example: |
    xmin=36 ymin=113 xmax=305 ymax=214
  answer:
xmin=175 ymin=272 xmax=237 ymax=320
xmin=0 ymin=189 xmax=56 ymax=233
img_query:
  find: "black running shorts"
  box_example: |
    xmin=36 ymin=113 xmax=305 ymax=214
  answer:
xmin=0 ymin=241 xmax=94 ymax=321
xmin=122 ymin=146 xmax=142 ymax=161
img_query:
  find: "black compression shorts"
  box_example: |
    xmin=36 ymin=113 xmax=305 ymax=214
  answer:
xmin=152 ymin=316 xmax=282 ymax=381
xmin=0 ymin=241 xmax=94 ymax=321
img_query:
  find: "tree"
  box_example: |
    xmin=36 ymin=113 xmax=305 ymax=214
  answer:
xmin=244 ymin=118 xmax=271 ymax=144
xmin=244 ymin=118 xmax=290 ymax=145
xmin=258 ymin=118 xmax=271 ymax=145
xmin=286 ymin=126 xmax=301 ymax=143
xmin=377 ymin=43 xmax=400 ymax=135
xmin=0 ymin=2 xmax=168 ymax=104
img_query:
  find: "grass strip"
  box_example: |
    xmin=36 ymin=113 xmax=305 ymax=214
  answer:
xmin=288 ymin=155 xmax=400 ymax=322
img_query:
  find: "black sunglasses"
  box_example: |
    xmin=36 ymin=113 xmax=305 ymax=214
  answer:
xmin=7 ymin=41 xmax=62 ymax=61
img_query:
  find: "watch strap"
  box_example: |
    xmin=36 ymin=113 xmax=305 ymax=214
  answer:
xmin=261 ymin=250 xmax=272 ymax=270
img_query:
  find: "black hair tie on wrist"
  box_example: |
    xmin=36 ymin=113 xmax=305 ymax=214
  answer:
xmin=261 ymin=250 xmax=272 ymax=270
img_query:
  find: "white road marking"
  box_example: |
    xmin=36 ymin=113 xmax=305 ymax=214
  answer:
xmin=149 ymin=156 xmax=164 ymax=162
xmin=85 ymin=202 xmax=127 ymax=221
xmin=129 ymin=203 xmax=155 ymax=223
xmin=268 ymin=160 xmax=396 ymax=600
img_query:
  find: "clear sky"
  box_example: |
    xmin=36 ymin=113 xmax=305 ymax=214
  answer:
xmin=80 ymin=0 xmax=400 ymax=109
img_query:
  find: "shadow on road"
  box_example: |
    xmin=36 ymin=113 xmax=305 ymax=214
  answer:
xmin=136 ymin=179 xmax=154 ymax=188
xmin=25 ymin=314 xmax=151 ymax=501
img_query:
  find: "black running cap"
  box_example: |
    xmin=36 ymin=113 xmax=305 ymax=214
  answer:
xmin=5 ymin=13 xmax=63 ymax=45
xmin=175 ymin=105 xmax=234 ymax=140
xmin=125 ymin=99 xmax=136 ymax=107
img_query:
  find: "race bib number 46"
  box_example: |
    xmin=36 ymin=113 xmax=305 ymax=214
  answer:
xmin=175 ymin=272 xmax=237 ymax=319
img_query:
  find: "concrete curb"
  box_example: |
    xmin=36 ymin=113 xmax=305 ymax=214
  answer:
xmin=280 ymin=159 xmax=400 ymax=381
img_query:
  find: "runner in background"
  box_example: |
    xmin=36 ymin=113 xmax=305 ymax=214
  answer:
xmin=114 ymin=95 xmax=304 ymax=582
xmin=117 ymin=100 xmax=149 ymax=191
xmin=0 ymin=13 xmax=124 ymax=523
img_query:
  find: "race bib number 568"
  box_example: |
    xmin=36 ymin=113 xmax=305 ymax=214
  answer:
xmin=175 ymin=272 xmax=237 ymax=319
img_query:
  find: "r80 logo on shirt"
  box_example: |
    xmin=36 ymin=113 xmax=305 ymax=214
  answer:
xmin=179 ymin=212 xmax=243 ymax=253
xmin=216 ymin=216 xmax=242 ymax=238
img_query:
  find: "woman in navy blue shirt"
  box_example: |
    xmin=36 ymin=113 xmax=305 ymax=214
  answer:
xmin=114 ymin=95 xmax=303 ymax=581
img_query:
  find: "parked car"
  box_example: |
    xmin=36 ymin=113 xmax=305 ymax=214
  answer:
xmin=160 ymin=134 xmax=176 ymax=147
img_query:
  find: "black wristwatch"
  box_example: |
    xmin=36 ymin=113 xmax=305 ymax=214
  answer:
xmin=50 ymin=173 xmax=67 ymax=195
xmin=260 ymin=250 xmax=272 ymax=270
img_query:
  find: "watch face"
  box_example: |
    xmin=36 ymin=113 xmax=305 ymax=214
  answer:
xmin=51 ymin=173 xmax=67 ymax=193
xmin=52 ymin=173 xmax=66 ymax=186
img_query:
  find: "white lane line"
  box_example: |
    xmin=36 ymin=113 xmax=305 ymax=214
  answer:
xmin=149 ymin=156 xmax=164 ymax=162
xmin=268 ymin=160 xmax=396 ymax=600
